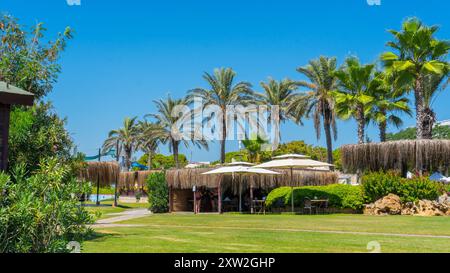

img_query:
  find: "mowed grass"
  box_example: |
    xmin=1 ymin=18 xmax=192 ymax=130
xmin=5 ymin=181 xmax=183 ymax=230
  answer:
xmin=83 ymin=214 xmax=450 ymax=253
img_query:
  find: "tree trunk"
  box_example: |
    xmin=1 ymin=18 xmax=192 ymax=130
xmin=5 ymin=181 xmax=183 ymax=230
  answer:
xmin=414 ymin=75 xmax=425 ymax=139
xmin=422 ymin=107 xmax=436 ymax=139
xmin=379 ymin=121 xmax=387 ymax=142
xmin=172 ymin=140 xmax=180 ymax=168
xmin=379 ymin=109 xmax=387 ymax=142
xmin=125 ymin=149 xmax=132 ymax=171
xmin=220 ymin=108 xmax=227 ymax=164
xmin=147 ymin=151 xmax=153 ymax=169
xmin=323 ymin=108 xmax=334 ymax=168
xmin=357 ymin=105 xmax=365 ymax=144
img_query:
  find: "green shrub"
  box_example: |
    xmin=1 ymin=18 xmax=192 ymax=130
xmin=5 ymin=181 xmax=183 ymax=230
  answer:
xmin=362 ymin=171 xmax=443 ymax=203
xmin=266 ymin=184 xmax=364 ymax=210
xmin=0 ymin=158 xmax=93 ymax=253
xmin=146 ymin=172 xmax=168 ymax=213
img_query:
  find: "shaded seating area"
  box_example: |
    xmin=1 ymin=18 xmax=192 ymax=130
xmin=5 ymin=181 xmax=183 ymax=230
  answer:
xmin=165 ymin=167 xmax=338 ymax=213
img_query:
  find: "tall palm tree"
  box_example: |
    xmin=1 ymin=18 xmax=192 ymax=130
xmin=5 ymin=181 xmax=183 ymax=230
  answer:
xmin=420 ymin=70 xmax=450 ymax=138
xmin=255 ymin=78 xmax=302 ymax=148
xmin=188 ymin=68 xmax=253 ymax=164
xmin=136 ymin=120 xmax=165 ymax=169
xmin=148 ymin=95 xmax=208 ymax=168
xmin=103 ymin=117 xmax=138 ymax=171
xmin=333 ymin=57 xmax=378 ymax=144
xmin=381 ymin=17 xmax=450 ymax=139
xmin=367 ymin=72 xmax=412 ymax=142
xmin=295 ymin=56 xmax=339 ymax=165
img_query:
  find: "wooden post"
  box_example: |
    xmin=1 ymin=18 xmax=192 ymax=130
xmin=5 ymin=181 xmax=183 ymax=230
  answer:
xmin=169 ymin=186 xmax=173 ymax=213
xmin=291 ymin=167 xmax=294 ymax=213
xmin=96 ymin=148 xmax=101 ymax=206
xmin=250 ymin=183 xmax=254 ymax=214
xmin=218 ymin=180 xmax=222 ymax=214
xmin=0 ymin=104 xmax=11 ymax=171
xmin=113 ymin=141 xmax=119 ymax=207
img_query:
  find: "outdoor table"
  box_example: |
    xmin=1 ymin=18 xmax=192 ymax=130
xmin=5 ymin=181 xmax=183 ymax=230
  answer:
xmin=310 ymin=199 xmax=329 ymax=214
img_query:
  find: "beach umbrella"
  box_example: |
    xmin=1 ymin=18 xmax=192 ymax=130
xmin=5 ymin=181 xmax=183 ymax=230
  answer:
xmin=202 ymin=162 xmax=279 ymax=212
xmin=253 ymin=154 xmax=333 ymax=213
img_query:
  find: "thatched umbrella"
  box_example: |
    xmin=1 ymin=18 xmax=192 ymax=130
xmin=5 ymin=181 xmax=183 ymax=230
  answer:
xmin=253 ymin=154 xmax=334 ymax=213
xmin=202 ymin=162 xmax=279 ymax=213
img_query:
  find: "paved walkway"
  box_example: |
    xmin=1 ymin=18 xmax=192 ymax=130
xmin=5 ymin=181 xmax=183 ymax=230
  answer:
xmin=92 ymin=209 xmax=151 ymax=228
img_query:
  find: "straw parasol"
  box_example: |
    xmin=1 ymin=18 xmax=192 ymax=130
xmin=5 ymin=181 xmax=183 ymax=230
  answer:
xmin=202 ymin=162 xmax=279 ymax=213
xmin=253 ymin=154 xmax=333 ymax=213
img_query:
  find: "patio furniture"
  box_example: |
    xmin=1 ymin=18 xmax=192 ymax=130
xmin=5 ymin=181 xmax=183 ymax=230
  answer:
xmin=252 ymin=200 xmax=266 ymax=214
xmin=310 ymin=199 xmax=329 ymax=214
xmin=304 ymin=197 xmax=316 ymax=214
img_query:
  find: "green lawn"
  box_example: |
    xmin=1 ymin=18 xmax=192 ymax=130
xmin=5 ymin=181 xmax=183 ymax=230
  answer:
xmin=83 ymin=213 xmax=450 ymax=253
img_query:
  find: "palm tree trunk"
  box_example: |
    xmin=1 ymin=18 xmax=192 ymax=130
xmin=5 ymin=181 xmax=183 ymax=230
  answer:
xmin=422 ymin=107 xmax=435 ymax=139
xmin=379 ymin=121 xmax=387 ymax=142
xmin=323 ymin=109 xmax=334 ymax=167
xmin=172 ymin=140 xmax=180 ymax=168
xmin=357 ymin=105 xmax=366 ymax=144
xmin=125 ymin=150 xmax=132 ymax=171
xmin=379 ymin=109 xmax=387 ymax=142
xmin=415 ymin=75 xmax=425 ymax=140
xmin=220 ymin=109 xmax=227 ymax=164
xmin=147 ymin=151 xmax=153 ymax=169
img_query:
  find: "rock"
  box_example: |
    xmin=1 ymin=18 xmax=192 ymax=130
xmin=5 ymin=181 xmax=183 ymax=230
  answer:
xmin=438 ymin=194 xmax=450 ymax=205
xmin=365 ymin=194 xmax=450 ymax=217
xmin=364 ymin=194 xmax=402 ymax=215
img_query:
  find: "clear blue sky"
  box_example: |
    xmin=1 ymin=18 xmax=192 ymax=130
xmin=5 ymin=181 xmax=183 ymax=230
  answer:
xmin=2 ymin=0 xmax=449 ymax=162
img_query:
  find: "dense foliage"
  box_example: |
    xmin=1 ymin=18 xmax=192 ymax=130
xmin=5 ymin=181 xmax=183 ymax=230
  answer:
xmin=138 ymin=153 xmax=188 ymax=169
xmin=0 ymin=15 xmax=72 ymax=99
xmin=265 ymin=184 xmax=365 ymax=210
xmin=0 ymin=158 xmax=93 ymax=253
xmin=9 ymin=102 xmax=74 ymax=173
xmin=146 ymin=172 xmax=169 ymax=213
xmin=386 ymin=125 xmax=450 ymax=141
xmin=362 ymin=171 xmax=444 ymax=203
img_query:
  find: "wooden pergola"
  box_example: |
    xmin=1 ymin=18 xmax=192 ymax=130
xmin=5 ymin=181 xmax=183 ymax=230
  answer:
xmin=0 ymin=81 xmax=34 ymax=171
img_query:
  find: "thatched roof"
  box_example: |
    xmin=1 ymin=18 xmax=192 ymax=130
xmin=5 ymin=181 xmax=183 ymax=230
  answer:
xmin=78 ymin=161 xmax=120 ymax=187
xmin=119 ymin=170 xmax=161 ymax=189
xmin=166 ymin=168 xmax=338 ymax=193
xmin=341 ymin=140 xmax=450 ymax=173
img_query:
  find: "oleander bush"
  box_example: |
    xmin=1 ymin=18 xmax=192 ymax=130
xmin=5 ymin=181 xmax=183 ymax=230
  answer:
xmin=146 ymin=172 xmax=168 ymax=213
xmin=0 ymin=158 xmax=93 ymax=253
xmin=361 ymin=171 xmax=443 ymax=203
xmin=265 ymin=184 xmax=365 ymax=210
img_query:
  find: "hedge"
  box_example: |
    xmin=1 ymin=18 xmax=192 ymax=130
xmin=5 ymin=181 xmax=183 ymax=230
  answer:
xmin=361 ymin=171 xmax=444 ymax=203
xmin=265 ymin=184 xmax=365 ymax=210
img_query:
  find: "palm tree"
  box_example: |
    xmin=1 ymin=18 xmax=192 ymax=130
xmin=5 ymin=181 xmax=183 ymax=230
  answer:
xmin=367 ymin=72 xmax=412 ymax=142
xmin=420 ymin=70 xmax=450 ymax=138
xmin=103 ymin=117 xmax=138 ymax=171
xmin=148 ymin=95 xmax=208 ymax=168
xmin=381 ymin=17 xmax=450 ymax=139
xmin=255 ymin=78 xmax=302 ymax=148
xmin=295 ymin=56 xmax=339 ymax=165
xmin=333 ymin=57 xmax=377 ymax=144
xmin=241 ymin=134 xmax=269 ymax=163
xmin=136 ymin=120 xmax=165 ymax=169
xmin=188 ymin=68 xmax=253 ymax=164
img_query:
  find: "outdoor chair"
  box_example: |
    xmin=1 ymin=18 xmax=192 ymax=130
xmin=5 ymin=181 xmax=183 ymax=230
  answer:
xmin=303 ymin=197 xmax=316 ymax=215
